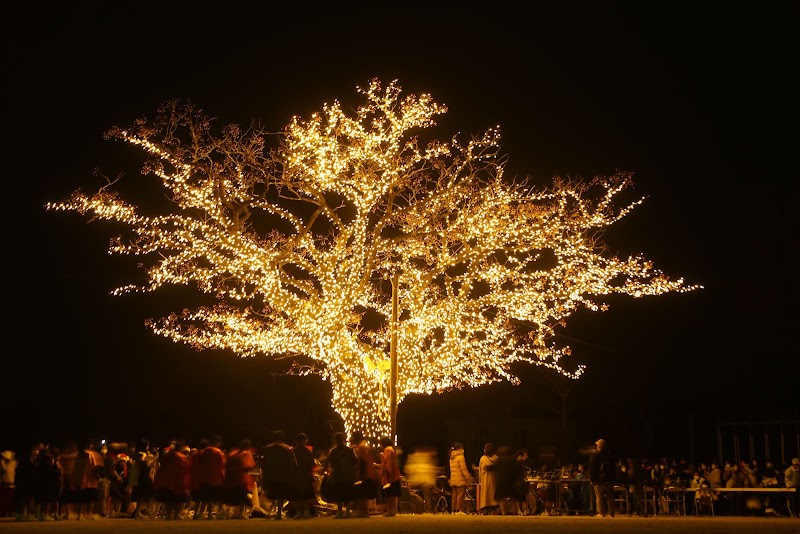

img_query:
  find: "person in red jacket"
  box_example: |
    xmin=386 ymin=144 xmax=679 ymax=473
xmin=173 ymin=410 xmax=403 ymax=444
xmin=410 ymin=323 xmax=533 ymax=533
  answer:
xmin=351 ymin=431 xmax=378 ymax=518
xmin=191 ymin=436 xmax=226 ymax=520
xmin=73 ymin=439 xmax=105 ymax=520
xmin=379 ymin=437 xmax=401 ymax=517
xmin=223 ymin=439 xmax=256 ymax=519
xmin=153 ymin=441 xmax=190 ymax=520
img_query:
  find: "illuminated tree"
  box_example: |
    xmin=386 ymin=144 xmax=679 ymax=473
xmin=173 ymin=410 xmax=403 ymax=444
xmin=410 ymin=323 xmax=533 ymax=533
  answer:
xmin=48 ymin=79 xmax=700 ymax=444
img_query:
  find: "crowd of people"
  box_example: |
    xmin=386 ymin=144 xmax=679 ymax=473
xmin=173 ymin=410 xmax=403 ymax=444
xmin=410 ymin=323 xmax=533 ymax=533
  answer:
xmin=0 ymin=432 xmax=797 ymax=521
xmin=0 ymin=430 xmax=404 ymax=522
xmin=464 ymin=438 xmax=799 ymax=520
xmin=590 ymin=438 xmax=800 ymax=519
xmin=403 ymin=439 xmax=799 ymax=519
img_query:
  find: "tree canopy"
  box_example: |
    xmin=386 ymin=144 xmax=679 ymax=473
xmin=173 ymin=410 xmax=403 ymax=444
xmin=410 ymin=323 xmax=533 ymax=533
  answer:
xmin=48 ymin=79 xmax=700 ymax=443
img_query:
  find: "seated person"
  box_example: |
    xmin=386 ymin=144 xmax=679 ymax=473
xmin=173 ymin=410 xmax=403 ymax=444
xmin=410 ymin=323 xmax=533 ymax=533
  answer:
xmin=694 ymin=479 xmax=716 ymax=515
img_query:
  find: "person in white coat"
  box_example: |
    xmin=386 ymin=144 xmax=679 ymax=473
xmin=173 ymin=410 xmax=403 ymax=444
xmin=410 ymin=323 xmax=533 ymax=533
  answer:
xmin=478 ymin=443 xmax=499 ymax=514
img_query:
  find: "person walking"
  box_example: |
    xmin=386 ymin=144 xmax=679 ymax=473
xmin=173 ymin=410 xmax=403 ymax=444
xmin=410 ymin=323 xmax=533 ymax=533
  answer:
xmin=494 ymin=445 xmax=522 ymax=515
xmin=588 ymin=438 xmax=616 ymax=517
xmin=403 ymin=446 xmax=439 ymax=513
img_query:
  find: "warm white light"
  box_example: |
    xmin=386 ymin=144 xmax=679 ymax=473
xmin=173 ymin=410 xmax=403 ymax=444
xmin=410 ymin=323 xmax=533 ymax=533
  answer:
xmin=47 ymin=79 xmax=701 ymax=445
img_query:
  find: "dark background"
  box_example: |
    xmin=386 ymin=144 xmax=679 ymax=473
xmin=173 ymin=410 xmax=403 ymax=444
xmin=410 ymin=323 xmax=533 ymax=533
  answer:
xmin=6 ymin=3 xmax=797 ymax=464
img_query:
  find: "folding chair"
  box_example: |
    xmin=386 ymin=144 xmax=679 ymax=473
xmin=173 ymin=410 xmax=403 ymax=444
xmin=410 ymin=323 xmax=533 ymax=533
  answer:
xmin=662 ymin=485 xmax=686 ymax=516
xmin=398 ymin=480 xmax=412 ymax=514
xmin=694 ymin=487 xmax=715 ymax=516
xmin=613 ymin=485 xmax=630 ymax=515
xmin=641 ymin=485 xmax=658 ymax=516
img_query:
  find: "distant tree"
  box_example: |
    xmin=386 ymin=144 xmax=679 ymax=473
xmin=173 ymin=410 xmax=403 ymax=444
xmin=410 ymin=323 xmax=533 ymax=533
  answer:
xmin=48 ymin=79 xmax=700 ymax=443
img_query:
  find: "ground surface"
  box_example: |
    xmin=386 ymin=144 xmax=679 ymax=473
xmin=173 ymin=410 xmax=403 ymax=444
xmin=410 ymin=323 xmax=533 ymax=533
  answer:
xmin=1 ymin=515 xmax=798 ymax=534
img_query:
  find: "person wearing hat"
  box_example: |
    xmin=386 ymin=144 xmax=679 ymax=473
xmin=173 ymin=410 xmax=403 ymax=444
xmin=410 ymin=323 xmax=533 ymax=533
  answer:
xmin=785 ymin=458 xmax=800 ymax=518
xmin=587 ymin=438 xmax=616 ymax=517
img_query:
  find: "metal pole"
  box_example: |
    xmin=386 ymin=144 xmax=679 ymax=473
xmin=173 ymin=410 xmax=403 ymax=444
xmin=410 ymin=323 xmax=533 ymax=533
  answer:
xmin=390 ymin=270 xmax=399 ymax=445
xmin=688 ymin=411 xmax=694 ymax=465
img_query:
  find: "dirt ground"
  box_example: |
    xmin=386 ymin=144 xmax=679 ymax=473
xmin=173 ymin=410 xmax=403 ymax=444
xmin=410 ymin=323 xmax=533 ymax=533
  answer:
xmin=1 ymin=514 xmax=798 ymax=534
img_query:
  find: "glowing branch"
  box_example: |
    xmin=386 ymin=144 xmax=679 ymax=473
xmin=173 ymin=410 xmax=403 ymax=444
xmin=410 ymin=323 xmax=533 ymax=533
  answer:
xmin=47 ymin=78 xmax=701 ymax=444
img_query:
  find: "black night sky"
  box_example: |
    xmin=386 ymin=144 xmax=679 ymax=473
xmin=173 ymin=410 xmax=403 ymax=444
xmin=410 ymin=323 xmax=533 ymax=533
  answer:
xmin=7 ymin=3 xmax=797 ymax=463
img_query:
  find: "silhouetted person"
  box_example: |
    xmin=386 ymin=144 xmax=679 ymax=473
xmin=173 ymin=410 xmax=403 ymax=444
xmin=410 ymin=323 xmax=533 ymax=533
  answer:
xmin=323 ymin=431 xmax=357 ymax=519
xmin=588 ymin=438 xmax=616 ymax=517
xmin=260 ymin=430 xmax=296 ymax=520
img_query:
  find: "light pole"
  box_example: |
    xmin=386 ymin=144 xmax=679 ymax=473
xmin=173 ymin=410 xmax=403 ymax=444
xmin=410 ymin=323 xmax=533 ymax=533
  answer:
xmin=387 ymin=269 xmax=400 ymax=445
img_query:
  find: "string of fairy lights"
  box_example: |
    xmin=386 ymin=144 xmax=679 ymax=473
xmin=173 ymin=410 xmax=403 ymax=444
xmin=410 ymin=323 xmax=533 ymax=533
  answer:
xmin=47 ymin=79 xmax=701 ymax=445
